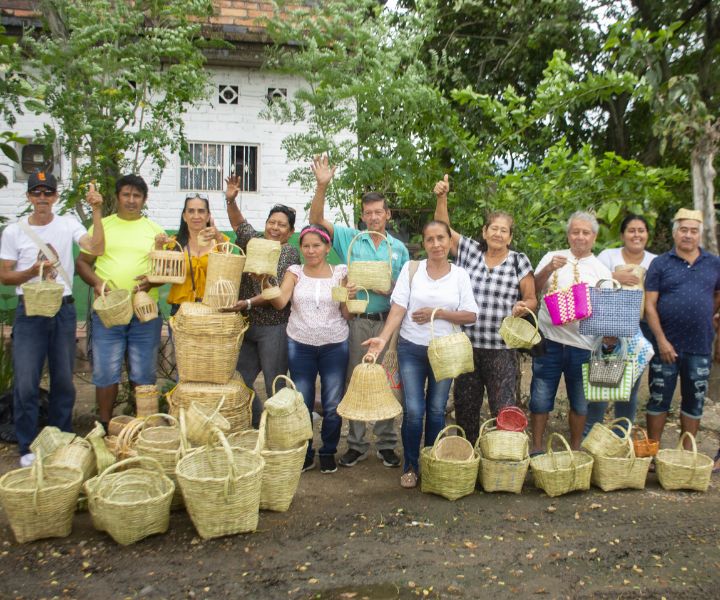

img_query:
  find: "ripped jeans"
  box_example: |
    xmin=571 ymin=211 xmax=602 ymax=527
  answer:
xmin=646 ymin=352 xmax=711 ymax=419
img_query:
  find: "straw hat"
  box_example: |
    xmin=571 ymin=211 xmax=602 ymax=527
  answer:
xmin=673 ymin=208 xmax=703 ymax=222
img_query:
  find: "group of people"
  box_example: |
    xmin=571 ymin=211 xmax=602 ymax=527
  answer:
xmin=2 ymin=162 xmax=720 ymax=486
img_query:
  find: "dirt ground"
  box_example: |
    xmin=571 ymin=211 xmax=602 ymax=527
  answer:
xmin=1 ymin=354 xmax=719 ymax=599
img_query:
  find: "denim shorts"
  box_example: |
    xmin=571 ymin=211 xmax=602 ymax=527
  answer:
xmin=529 ymin=339 xmax=591 ymax=416
xmin=646 ymin=352 xmax=710 ymax=419
xmin=91 ymin=313 xmax=162 ymax=387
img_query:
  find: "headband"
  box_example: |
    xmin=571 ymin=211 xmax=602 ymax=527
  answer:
xmin=300 ymin=227 xmax=331 ymax=244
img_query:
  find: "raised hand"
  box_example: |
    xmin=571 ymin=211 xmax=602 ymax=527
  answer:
xmin=86 ymin=181 xmax=103 ymax=210
xmin=225 ymin=174 xmax=241 ymax=203
xmin=433 ymin=174 xmax=450 ymax=198
xmin=311 ymin=154 xmax=336 ymax=187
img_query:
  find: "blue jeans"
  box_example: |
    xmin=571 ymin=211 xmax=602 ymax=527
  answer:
xmin=584 ymin=376 xmax=642 ymax=436
xmin=647 ymin=352 xmax=710 ymax=419
xmin=13 ymin=301 xmax=77 ymax=455
xmin=288 ymin=337 xmax=348 ymax=458
xmin=530 ymin=339 xmax=590 ymax=416
xmin=91 ymin=313 xmax=162 ymax=387
xmin=398 ymin=337 xmax=452 ymax=474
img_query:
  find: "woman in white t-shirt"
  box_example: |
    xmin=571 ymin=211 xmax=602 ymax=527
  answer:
xmin=364 ymin=221 xmax=479 ymax=488
xmin=270 ymin=224 xmax=352 ymax=475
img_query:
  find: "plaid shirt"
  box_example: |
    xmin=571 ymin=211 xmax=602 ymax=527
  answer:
xmin=456 ymin=236 xmax=533 ymax=349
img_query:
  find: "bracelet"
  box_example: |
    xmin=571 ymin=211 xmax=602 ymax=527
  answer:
xmin=246 ymin=298 xmax=252 ymax=310
xmin=226 ymin=196 xmax=236 ymax=204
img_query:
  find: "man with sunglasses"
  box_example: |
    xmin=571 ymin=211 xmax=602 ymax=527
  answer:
xmin=0 ymin=171 xmax=105 ymax=467
xmin=309 ymin=155 xmax=409 ymax=469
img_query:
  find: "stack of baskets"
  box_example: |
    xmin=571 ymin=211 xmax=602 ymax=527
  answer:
xmin=420 ymin=425 xmax=480 ymax=501
xmin=476 ymin=417 xmax=530 ymax=494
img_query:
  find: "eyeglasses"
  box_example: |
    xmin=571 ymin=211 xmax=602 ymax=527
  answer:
xmin=272 ymin=203 xmax=296 ymax=214
xmin=28 ymin=189 xmax=57 ymax=198
xmin=185 ymin=192 xmax=209 ymax=201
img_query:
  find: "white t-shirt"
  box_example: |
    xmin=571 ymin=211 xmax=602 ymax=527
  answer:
xmin=0 ymin=215 xmax=87 ymax=296
xmin=535 ymin=249 xmax=612 ymax=350
xmin=391 ymin=260 xmax=479 ymax=346
xmin=597 ymin=247 xmax=656 ymax=271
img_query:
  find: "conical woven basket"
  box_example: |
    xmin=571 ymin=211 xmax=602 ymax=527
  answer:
xmin=656 ymin=432 xmax=713 ymax=492
xmin=244 ymin=238 xmax=281 ymax=276
xmin=346 ymin=231 xmax=392 ymax=293
xmin=133 ymin=291 xmax=158 ymax=323
xmin=265 ymin=375 xmax=313 ymax=451
xmin=337 ymin=354 xmax=402 ymax=422
xmin=21 ymin=263 xmax=64 ymax=317
xmin=93 ymin=280 xmax=133 ymax=328
xmin=428 ymin=308 xmax=474 ymax=381
xmin=530 ymin=433 xmax=594 ymax=497
xmin=147 ymin=239 xmax=186 ymax=284
xmin=205 ymin=241 xmax=246 ymax=291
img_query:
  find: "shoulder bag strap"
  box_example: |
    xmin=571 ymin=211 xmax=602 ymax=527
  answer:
xmin=186 ymin=246 xmax=197 ymax=300
xmin=18 ymin=219 xmax=72 ymax=287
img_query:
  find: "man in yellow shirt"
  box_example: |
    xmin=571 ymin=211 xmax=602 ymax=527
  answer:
xmin=76 ymin=174 xmax=165 ymax=431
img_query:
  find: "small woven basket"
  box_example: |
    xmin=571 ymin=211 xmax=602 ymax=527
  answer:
xmin=132 ymin=291 xmax=158 ymax=323
xmin=135 ymin=384 xmax=160 ymax=418
xmin=428 ymin=308 xmax=474 ymax=381
xmin=631 ymin=427 xmax=659 ymax=458
xmin=337 ymin=354 xmax=403 ymax=422
xmin=498 ymin=309 xmax=541 ymax=350
xmin=30 ymin=426 xmax=76 ymax=458
xmin=265 ymin=375 xmax=313 ymax=451
xmin=530 ymin=433 xmax=594 ymax=497
xmin=147 ymin=239 xmax=186 ymax=284
xmin=260 ymin=275 xmax=281 ymax=300
xmin=331 ymin=285 xmax=348 ymax=302
xmin=346 ymin=286 xmax=369 ymax=314
xmin=21 ymin=263 xmax=64 ymax=317
xmin=107 ymin=415 xmax=135 ymax=437
xmin=84 ymin=456 xmax=174 ymax=545
xmin=0 ymin=454 xmax=84 ymax=543
xmin=46 ymin=437 xmax=97 ymax=482
xmin=496 ymin=406 xmax=528 ymax=432
xmin=581 ymin=417 xmax=632 ymax=458
xmin=420 ymin=425 xmax=480 ymax=501
xmin=656 ymin=432 xmax=713 ymax=492
xmin=205 ymin=241 xmax=246 ymax=291
xmin=346 ymin=231 xmax=392 ymax=293
xmin=176 ymin=428 xmax=264 ymax=539
xmin=244 ymin=238 xmax=281 ymax=276
xmin=93 ymin=280 xmax=133 ymax=328
xmin=478 ymin=418 xmax=529 ymax=462
xmin=183 ymin=399 xmax=231 ymax=446
xmin=477 ymin=454 xmax=530 ymax=494
xmin=202 ymin=279 xmax=238 ymax=309
xmin=591 ymin=442 xmax=651 ymax=492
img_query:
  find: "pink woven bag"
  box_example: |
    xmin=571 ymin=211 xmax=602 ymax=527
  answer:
xmin=543 ymin=262 xmax=592 ymax=326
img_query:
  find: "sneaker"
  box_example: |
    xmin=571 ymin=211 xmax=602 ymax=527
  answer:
xmin=302 ymin=455 xmax=315 ymax=472
xmin=376 ymin=449 xmax=401 ymax=468
xmin=338 ymin=449 xmax=369 ymax=467
xmin=319 ymin=454 xmax=337 ymax=474
xmin=19 ymin=453 xmax=36 ymax=468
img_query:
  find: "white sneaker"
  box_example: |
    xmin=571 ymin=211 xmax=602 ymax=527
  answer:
xmin=19 ymin=453 xmax=36 ymax=468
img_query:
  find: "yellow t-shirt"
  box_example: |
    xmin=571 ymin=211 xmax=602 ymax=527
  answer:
xmin=85 ymin=214 xmax=166 ymax=300
xmin=166 ymin=234 xmax=230 ymax=304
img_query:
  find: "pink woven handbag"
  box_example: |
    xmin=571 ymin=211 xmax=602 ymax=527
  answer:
xmin=543 ymin=261 xmax=592 ymax=326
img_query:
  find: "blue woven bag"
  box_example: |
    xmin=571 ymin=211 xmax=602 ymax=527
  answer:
xmin=579 ymin=279 xmax=642 ymax=337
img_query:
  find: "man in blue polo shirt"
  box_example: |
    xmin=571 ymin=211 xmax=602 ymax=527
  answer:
xmin=644 ymin=208 xmax=720 ymax=449
xmin=310 ymin=155 xmax=409 ymax=468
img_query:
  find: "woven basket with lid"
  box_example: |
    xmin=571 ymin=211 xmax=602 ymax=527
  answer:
xmin=265 ymin=375 xmax=313 ymax=451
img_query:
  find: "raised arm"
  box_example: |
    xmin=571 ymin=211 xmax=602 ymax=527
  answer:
xmin=309 ymin=154 xmax=336 ymax=239
xmin=432 ymin=174 xmax=460 ymax=256
xmin=534 ymin=254 xmax=568 ymax=292
xmin=77 ymin=182 xmax=105 ymax=255
xmin=225 ymin=175 xmax=245 ymax=232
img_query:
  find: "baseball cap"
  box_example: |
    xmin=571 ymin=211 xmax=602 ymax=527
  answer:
xmin=27 ymin=171 xmax=58 ymax=192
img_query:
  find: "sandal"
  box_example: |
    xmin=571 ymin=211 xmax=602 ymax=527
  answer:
xmin=712 ymin=451 xmax=720 ymax=475
xmin=400 ymin=470 xmax=418 ymax=489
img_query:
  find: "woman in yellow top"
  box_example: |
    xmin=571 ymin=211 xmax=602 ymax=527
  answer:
xmin=157 ymin=193 xmax=227 ymax=315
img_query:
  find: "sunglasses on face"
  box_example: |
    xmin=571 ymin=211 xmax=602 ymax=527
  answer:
xmin=29 ymin=189 xmax=56 ymax=198
xmin=272 ymin=203 xmax=296 ymax=214
xmin=185 ymin=192 xmax=209 ymax=201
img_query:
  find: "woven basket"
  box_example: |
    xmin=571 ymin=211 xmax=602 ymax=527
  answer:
xmin=420 ymin=425 xmax=480 ymax=501
xmin=591 ymin=442 xmax=651 ymax=492
xmin=202 ymin=279 xmax=238 ymax=309
xmin=107 ymin=415 xmax=135 ymax=437
xmin=337 ymin=354 xmax=403 ymax=422
xmin=30 ymin=426 xmax=76 ymax=458
xmin=21 ymin=263 xmax=64 ymax=317
xmin=206 ymin=241 xmax=246 ymax=291
xmin=656 ymin=432 xmax=713 ymax=492
xmin=0 ymin=453 xmax=84 ymax=543
xmin=170 ymin=315 xmax=247 ymax=384
xmin=135 ymin=384 xmax=159 ymax=418
xmin=183 ymin=399 xmax=231 ymax=446
xmin=176 ymin=428 xmax=264 ymax=539
xmin=244 ymin=238 xmax=281 ymax=276
xmin=260 ymin=275 xmax=281 ymax=300
xmin=174 ymin=301 xmax=247 ymax=335
xmin=477 ymin=454 xmax=530 ymax=494
xmin=581 ymin=417 xmax=632 ymax=458
xmin=227 ymin=413 xmax=307 ymax=512
xmin=147 ymin=239 xmax=186 ymax=284
xmin=133 ymin=291 xmax=158 ymax=323
xmin=478 ymin=418 xmax=529 ymax=462
xmin=631 ymin=427 xmax=659 ymax=458
xmin=265 ymin=375 xmax=313 ymax=451
xmin=85 ymin=421 xmax=116 ymax=473
xmin=428 ymin=308 xmax=474 ymax=381
xmin=530 ymin=433 xmax=594 ymax=497
xmin=499 ymin=309 xmax=541 ymax=350
xmin=85 ymin=456 xmax=174 ymax=545
xmin=93 ymin=280 xmax=133 ymax=328
xmin=331 ymin=285 xmax=348 ymax=302
xmin=136 ymin=414 xmax=184 ymax=510
xmin=114 ymin=418 xmax=145 ymax=460
xmin=346 ymin=286 xmax=369 ymax=314
xmin=435 ymin=434 xmax=475 ymax=461
xmin=496 ymin=406 xmax=528 ymax=432
xmin=46 ymin=437 xmax=97 ymax=481
xmin=167 ymin=373 xmax=253 ymax=434
xmin=346 ymin=231 xmax=392 ymax=293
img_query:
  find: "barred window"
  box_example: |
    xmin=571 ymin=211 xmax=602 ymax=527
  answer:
xmin=180 ymin=143 xmax=225 ymax=191
xmin=230 ymin=144 xmax=258 ymax=192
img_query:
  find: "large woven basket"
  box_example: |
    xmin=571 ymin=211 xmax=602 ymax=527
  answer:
xmin=530 ymin=433 xmax=594 ymax=497
xmin=133 ymin=291 xmax=158 ymax=323
xmin=337 ymin=354 xmax=402 ymax=422
xmin=477 ymin=454 xmax=530 ymax=494
xmin=265 ymin=375 xmax=313 ymax=451
xmin=656 ymin=432 xmax=713 ymax=492
xmin=21 ymin=263 xmax=64 ymax=317
xmin=228 ymin=413 xmax=307 ymax=512
xmin=581 ymin=417 xmax=632 ymax=458
xmin=591 ymin=442 xmax=651 ymax=492
xmin=346 ymin=231 xmax=392 ymax=293
xmin=147 ymin=239 xmax=186 ymax=284
xmin=420 ymin=425 xmax=480 ymax=501
xmin=85 ymin=456 xmax=174 ymax=545
xmin=205 ymin=241 xmax=246 ymax=292
xmin=498 ymin=308 xmax=541 ymax=350
xmin=30 ymin=425 xmax=76 ymax=458
xmin=0 ymin=454 xmax=84 ymax=543
xmin=170 ymin=314 xmax=247 ymax=384
xmin=46 ymin=437 xmax=97 ymax=482
xmin=244 ymin=238 xmax=281 ymax=276
xmin=478 ymin=418 xmax=529 ymax=462
xmin=183 ymin=399 xmax=231 ymax=446
xmin=93 ymin=280 xmax=133 ymax=328
xmin=173 ymin=301 xmax=247 ymax=335
xmin=176 ymin=429 xmax=264 ymax=539
xmin=428 ymin=308 xmax=474 ymax=381
xmin=136 ymin=414 xmax=184 ymax=510
xmin=167 ymin=373 xmax=254 ymax=434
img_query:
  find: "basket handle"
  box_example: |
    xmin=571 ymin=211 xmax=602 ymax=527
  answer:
xmin=142 ymin=413 xmax=178 ymax=428
xmin=519 ymin=307 xmax=539 ymax=333
xmin=362 ymin=353 xmax=377 ymax=364
xmin=178 ymin=408 xmax=191 ymax=457
xmin=256 ymin=411 xmax=268 ymax=454
xmin=164 ymin=384 xmax=178 ymax=410
xmin=478 ymin=418 xmax=497 ymax=439
xmin=91 ymin=455 xmax=166 ymax=494
xmin=346 ymin=230 xmax=392 ymax=269
xmin=354 ymin=286 xmax=369 ymax=301
xmin=546 ymin=432 xmax=575 ymax=471
xmin=152 ymin=238 xmax=183 ymax=253
xmin=675 ymin=431 xmax=699 ymax=468
xmin=116 ymin=418 xmax=145 ymax=457
xmin=606 ymin=417 xmax=633 ymax=440
xmin=430 ymin=424 xmax=467 ymax=458
xmin=206 ymin=428 xmax=239 ymax=499
xmin=261 ymin=274 xmax=278 ymax=289
xmin=631 ymin=426 xmax=649 ymax=444
xmin=429 ymin=307 xmax=461 ymax=358
xmin=272 ymin=374 xmax=297 ymax=395
xmin=211 ymin=240 xmax=245 ymax=256
xmin=595 ymin=278 xmax=622 ymax=291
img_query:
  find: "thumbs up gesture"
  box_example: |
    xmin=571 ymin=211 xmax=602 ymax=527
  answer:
xmin=433 ymin=174 xmax=450 ymax=198
xmin=86 ymin=181 xmax=103 ymax=210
